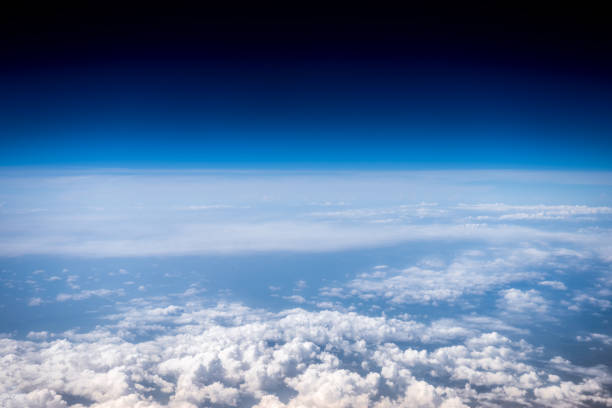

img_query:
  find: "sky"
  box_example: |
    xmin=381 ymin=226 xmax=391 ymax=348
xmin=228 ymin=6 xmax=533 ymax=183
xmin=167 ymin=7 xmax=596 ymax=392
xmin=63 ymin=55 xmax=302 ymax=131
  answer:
xmin=1 ymin=7 xmax=612 ymax=168
xmin=1 ymin=6 xmax=612 ymax=408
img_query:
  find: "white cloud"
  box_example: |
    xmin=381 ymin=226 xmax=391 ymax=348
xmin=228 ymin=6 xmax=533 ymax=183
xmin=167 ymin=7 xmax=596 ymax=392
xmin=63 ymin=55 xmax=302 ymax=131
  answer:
xmin=28 ymin=297 xmax=43 ymax=306
xmin=283 ymin=295 xmax=306 ymax=304
xmin=577 ymin=333 xmax=612 ymax=346
xmin=571 ymin=294 xmax=612 ymax=311
xmin=538 ymin=281 xmax=567 ymax=290
xmin=177 ymin=204 xmax=237 ymax=211
xmin=458 ymin=203 xmax=612 ymax=220
xmin=1 ymin=302 xmax=610 ymax=407
xmin=0 ymin=389 xmax=68 ymax=408
xmin=497 ymin=289 xmax=549 ymax=314
xmin=534 ymin=379 xmax=610 ymax=408
xmin=26 ymin=331 xmax=49 ymax=340
xmin=337 ymin=248 xmax=553 ymax=305
xmin=56 ymin=289 xmax=125 ymax=302
xmin=5 ymin=220 xmax=591 ymax=257
xmin=1 ymin=170 xmax=611 ymax=257
xmin=66 ymin=275 xmax=79 ymax=289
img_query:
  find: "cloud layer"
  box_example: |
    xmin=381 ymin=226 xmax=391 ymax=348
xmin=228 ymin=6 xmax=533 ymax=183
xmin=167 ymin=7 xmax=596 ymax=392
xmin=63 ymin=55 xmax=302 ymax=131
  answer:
xmin=1 ymin=170 xmax=611 ymax=257
xmin=2 ymin=302 xmax=611 ymax=408
xmin=1 ymin=169 xmax=611 ymax=407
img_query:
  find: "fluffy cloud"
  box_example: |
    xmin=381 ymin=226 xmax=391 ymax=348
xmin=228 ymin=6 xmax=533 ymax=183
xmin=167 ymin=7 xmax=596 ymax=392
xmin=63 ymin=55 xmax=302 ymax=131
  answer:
xmin=329 ymin=247 xmax=561 ymax=305
xmin=1 ymin=302 xmax=610 ymax=407
xmin=497 ymin=289 xmax=549 ymax=314
xmin=577 ymin=333 xmax=612 ymax=346
xmin=570 ymin=294 xmax=612 ymax=311
xmin=0 ymin=389 xmax=68 ymax=408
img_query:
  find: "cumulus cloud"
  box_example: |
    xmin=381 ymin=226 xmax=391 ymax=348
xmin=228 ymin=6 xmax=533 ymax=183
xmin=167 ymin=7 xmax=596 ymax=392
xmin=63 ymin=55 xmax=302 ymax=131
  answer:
xmin=331 ymin=247 xmax=559 ymax=305
xmin=26 ymin=331 xmax=50 ymax=340
xmin=1 ymin=302 xmax=610 ymax=408
xmin=570 ymin=294 xmax=612 ymax=311
xmin=0 ymin=389 xmax=68 ymax=408
xmin=283 ymin=295 xmax=306 ymax=304
xmin=577 ymin=333 xmax=612 ymax=346
xmin=534 ymin=379 xmax=611 ymax=408
xmin=497 ymin=289 xmax=549 ymax=314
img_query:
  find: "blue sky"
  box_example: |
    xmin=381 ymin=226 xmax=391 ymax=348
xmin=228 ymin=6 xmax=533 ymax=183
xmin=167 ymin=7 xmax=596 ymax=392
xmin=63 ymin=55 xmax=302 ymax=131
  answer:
xmin=2 ymin=66 xmax=611 ymax=168
xmin=2 ymin=11 xmax=612 ymax=169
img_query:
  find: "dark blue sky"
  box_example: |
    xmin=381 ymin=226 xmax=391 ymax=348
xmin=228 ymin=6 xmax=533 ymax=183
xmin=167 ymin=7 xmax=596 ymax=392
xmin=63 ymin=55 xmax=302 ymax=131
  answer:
xmin=1 ymin=6 xmax=611 ymax=168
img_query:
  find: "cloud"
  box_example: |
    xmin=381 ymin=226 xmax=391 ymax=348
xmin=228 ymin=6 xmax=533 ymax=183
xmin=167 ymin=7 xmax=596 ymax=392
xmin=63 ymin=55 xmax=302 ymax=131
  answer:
xmin=2 ymin=169 xmax=612 ymax=407
xmin=538 ymin=281 xmax=567 ymax=290
xmin=534 ymin=379 xmax=611 ymax=408
xmin=56 ymin=289 xmax=124 ymax=302
xmin=570 ymin=294 xmax=612 ymax=311
xmin=306 ymin=203 xmax=447 ymax=221
xmin=28 ymin=297 xmax=43 ymax=306
xmin=177 ymin=204 xmax=236 ymax=210
xmin=0 ymin=389 xmax=68 ymax=408
xmin=334 ymin=248 xmax=558 ymax=305
xmin=1 ymin=170 xmax=612 ymax=257
xmin=1 ymin=302 xmax=610 ymax=407
xmin=577 ymin=333 xmax=612 ymax=346
xmin=458 ymin=203 xmax=612 ymax=220
xmin=283 ymin=295 xmax=306 ymax=304
xmin=66 ymin=275 xmax=79 ymax=289
xmin=497 ymin=289 xmax=549 ymax=314
xmin=4 ymin=220 xmax=590 ymax=258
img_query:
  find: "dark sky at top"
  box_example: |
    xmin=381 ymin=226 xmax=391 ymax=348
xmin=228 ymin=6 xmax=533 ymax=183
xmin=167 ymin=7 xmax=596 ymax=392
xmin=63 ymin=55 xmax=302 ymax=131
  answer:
xmin=1 ymin=5 xmax=611 ymax=168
